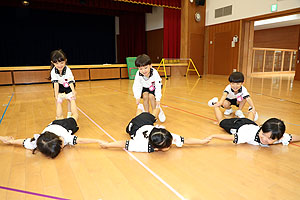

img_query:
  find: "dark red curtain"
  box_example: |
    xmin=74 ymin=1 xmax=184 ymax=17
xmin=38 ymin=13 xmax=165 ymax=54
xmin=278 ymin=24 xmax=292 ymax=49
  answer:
xmin=119 ymin=13 xmax=146 ymax=63
xmin=163 ymin=7 xmax=181 ymax=58
xmin=115 ymin=0 xmax=181 ymax=8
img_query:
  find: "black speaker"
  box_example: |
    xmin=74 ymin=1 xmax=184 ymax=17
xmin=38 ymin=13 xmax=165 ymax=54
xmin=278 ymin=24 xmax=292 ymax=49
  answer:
xmin=195 ymin=0 xmax=205 ymax=6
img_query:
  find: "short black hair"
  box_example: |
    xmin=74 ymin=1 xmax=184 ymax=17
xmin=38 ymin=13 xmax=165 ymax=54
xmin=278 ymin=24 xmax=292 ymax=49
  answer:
xmin=149 ymin=128 xmax=173 ymax=149
xmin=135 ymin=54 xmax=152 ymax=67
xmin=228 ymin=72 xmax=244 ymax=83
xmin=36 ymin=131 xmax=62 ymax=158
xmin=261 ymin=118 xmax=286 ymax=140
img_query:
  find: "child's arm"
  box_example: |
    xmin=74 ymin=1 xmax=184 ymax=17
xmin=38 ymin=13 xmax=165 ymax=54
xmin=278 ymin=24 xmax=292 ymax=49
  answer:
xmin=0 ymin=136 xmax=25 ymax=145
xmin=69 ymin=83 xmax=76 ymax=97
xmin=215 ymin=92 xmax=228 ymax=107
xmin=246 ymin=97 xmax=255 ymax=111
xmin=291 ymin=134 xmax=300 ymax=142
xmin=53 ymin=82 xmax=59 ymax=99
xmin=184 ymin=137 xmax=211 ymax=145
xmin=100 ymin=140 xmax=126 ymax=148
xmin=76 ymin=138 xmax=107 ymax=145
xmin=132 ymin=75 xmax=143 ymax=105
xmin=205 ymin=134 xmax=234 ymax=141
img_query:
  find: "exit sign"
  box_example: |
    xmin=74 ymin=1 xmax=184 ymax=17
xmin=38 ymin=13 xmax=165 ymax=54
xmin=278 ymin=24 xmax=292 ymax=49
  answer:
xmin=271 ymin=4 xmax=278 ymax=12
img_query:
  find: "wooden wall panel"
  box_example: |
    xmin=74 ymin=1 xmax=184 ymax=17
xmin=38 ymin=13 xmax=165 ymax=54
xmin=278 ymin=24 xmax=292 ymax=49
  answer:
xmin=146 ymin=29 xmax=163 ymax=63
xmin=72 ymin=69 xmax=89 ymax=81
xmin=121 ymin=68 xmax=129 ymax=78
xmin=207 ymin=20 xmax=240 ymax=75
xmin=254 ymin=25 xmax=300 ymax=49
xmin=180 ymin=0 xmax=205 ymax=76
xmin=90 ymin=68 xmax=120 ymax=80
xmin=0 ymin=71 xmax=13 ymax=85
xmin=14 ymin=70 xmax=50 ymax=84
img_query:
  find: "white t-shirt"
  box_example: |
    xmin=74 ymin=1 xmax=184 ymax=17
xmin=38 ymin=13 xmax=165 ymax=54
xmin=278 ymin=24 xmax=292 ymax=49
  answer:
xmin=233 ymin=124 xmax=292 ymax=146
xmin=23 ymin=124 xmax=77 ymax=150
xmin=51 ymin=65 xmax=75 ymax=85
xmin=132 ymin=68 xmax=162 ymax=101
xmin=224 ymin=84 xmax=250 ymax=100
xmin=125 ymin=125 xmax=184 ymax=153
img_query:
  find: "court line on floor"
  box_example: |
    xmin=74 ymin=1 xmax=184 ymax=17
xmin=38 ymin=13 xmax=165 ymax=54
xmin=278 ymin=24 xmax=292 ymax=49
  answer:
xmin=0 ymin=93 xmax=14 ymax=124
xmin=0 ymin=186 xmax=69 ymax=200
xmin=77 ymin=107 xmax=186 ymax=200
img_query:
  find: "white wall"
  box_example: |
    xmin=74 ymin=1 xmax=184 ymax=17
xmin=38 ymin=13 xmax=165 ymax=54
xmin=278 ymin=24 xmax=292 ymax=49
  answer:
xmin=146 ymin=6 xmax=164 ymax=31
xmin=206 ymin=0 xmax=300 ymax=26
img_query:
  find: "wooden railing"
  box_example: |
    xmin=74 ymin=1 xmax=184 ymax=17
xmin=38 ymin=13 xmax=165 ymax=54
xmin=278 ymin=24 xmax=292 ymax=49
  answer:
xmin=252 ymin=47 xmax=297 ymax=74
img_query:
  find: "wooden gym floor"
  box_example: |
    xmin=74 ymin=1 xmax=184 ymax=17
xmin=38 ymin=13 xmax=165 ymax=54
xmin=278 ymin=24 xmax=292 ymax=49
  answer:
xmin=0 ymin=74 xmax=299 ymax=200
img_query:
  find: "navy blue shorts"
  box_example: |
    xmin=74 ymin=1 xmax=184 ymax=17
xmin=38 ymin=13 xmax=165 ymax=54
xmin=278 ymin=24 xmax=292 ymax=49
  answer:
xmin=126 ymin=112 xmax=156 ymax=138
xmin=141 ymin=87 xmax=155 ymax=97
xmin=220 ymin=118 xmax=257 ymax=134
xmin=51 ymin=118 xmax=79 ymax=135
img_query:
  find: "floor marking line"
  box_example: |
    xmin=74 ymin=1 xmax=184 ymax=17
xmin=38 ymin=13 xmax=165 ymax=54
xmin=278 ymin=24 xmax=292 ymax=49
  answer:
xmin=77 ymin=107 xmax=186 ymax=200
xmin=0 ymin=186 xmax=70 ymax=200
xmin=0 ymin=93 xmax=14 ymax=124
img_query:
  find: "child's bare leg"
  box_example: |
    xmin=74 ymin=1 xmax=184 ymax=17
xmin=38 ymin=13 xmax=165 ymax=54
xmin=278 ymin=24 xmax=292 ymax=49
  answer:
xmin=56 ymin=101 xmax=63 ymax=119
xmin=238 ymin=99 xmax=246 ymax=110
xmin=152 ymin=107 xmax=160 ymax=118
xmin=214 ymin=106 xmax=224 ymax=124
xmin=222 ymin=100 xmax=231 ymax=109
xmin=70 ymin=99 xmax=78 ymax=121
xmin=67 ymin=100 xmax=71 ymax=112
xmin=142 ymin=92 xmax=150 ymax=112
xmin=148 ymin=94 xmax=156 ymax=112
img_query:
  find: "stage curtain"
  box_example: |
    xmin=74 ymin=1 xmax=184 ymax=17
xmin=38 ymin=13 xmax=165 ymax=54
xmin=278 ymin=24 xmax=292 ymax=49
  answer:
xmin=163 ymin=7 xmax=181 ymax=58
xmin=119 ymin=13 xmax=146 ymax=63
xmin=114 ymin=0 xmax=181 ymax=9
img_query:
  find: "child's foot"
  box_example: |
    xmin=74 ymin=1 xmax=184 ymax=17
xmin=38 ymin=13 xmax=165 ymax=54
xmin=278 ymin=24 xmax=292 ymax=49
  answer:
xmin=158 ymin=107 xmax=166 ymax=122
xmin=137 ymin=103 xmax=145 ymax=112
xmin=67 ymin=112 xmax=72 ymax=118
xmin=248 ymin=107 xmax=258 ymax=121
xmin=208 ymin=97 xmax=218 ymax=107
xmin=224 ymin=108 xmax=233 ymax=115
xmin=235 ymin=110 xmax=245 ymax=118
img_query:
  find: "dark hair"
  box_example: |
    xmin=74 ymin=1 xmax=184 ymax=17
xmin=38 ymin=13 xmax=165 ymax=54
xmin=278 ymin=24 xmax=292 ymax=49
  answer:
xmin=228 ymin=72 xmax=244 ymax=83
xmin=49 ymin=49 xmax=67 ymax=80
xmin=261 ymin=118 xmax=286 ymax=140
xmin=36 ymin=131 xmax=62 ymax=158
xmin=135 ymin=54 xmax=152 ymax=67
xmin=149 ymin=128 xmax=173 ymax=149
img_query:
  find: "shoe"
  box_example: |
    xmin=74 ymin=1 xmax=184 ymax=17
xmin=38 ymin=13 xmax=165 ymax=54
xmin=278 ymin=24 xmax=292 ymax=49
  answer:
xmin=248 ymin=107 xmax=258 ymax=121
xmin=235 ymin=110 xmax=245 ymax=118
xmin=67 ymin=112 xmax=72 ymax=118
xmin=137 ymin=103 xmax=145 ymax=112
xmin=158 ymin=107 xmax=166 ymax=122
xmin=224 ymin=108 xmax=233 ymax=115
xmin=208 ymin=97 xmax=218 ymax=107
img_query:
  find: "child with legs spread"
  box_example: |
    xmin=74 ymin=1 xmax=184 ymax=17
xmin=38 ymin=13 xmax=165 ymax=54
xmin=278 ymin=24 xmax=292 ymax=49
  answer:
xmin=99 ymin=107 xmax=210 ymax=152
xmin=205 ymin=102 xmax=300 ymax=146
xmin=0 ymin=99 xmax=106 ymax=158
xmin=132 ymin=54 xmax=166 ymax=122
xmin=50 ymin=49 xmax=77 ymax=119
xmin=208 ymin=72 xmax=258 ymax=120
